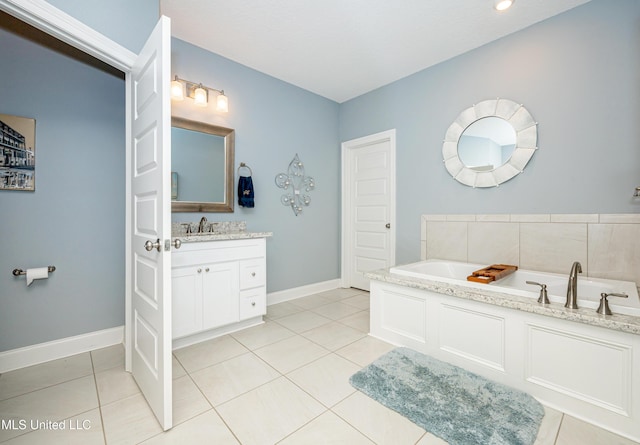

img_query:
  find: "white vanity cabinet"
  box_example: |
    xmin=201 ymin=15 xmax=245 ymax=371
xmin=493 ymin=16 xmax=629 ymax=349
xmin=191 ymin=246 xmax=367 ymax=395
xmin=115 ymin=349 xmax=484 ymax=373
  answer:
xmin=171 ymin=237 xmax=267 ymax=344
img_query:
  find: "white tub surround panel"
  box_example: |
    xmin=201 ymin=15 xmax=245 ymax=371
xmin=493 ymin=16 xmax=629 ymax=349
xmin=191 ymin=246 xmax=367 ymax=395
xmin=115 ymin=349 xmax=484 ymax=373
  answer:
xmin=367 ymin=269 xmax=640 ymax=442
xmin=368 ymin=269 xmax=640 ymax=336
xmin=421 ymin=214 xmax=640 ymax=291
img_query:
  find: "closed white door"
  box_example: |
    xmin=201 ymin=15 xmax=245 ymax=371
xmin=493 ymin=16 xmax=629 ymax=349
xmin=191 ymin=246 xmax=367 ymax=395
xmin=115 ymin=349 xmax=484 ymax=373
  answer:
xmin=342 ymin=130 xmax=396 ymax=291
xmin=127 ymin=16 xmax=172 ymax=430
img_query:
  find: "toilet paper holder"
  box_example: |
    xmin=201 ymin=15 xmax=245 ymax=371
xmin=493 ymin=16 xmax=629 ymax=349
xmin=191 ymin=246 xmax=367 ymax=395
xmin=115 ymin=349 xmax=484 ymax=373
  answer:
xmin=12 ymin=266 xmax=56 ymax=276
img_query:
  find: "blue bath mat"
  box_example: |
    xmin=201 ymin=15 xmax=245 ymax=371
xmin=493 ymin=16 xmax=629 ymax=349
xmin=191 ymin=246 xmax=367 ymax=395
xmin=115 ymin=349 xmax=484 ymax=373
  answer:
xmin=349 ymin=348 xmax=544 ymax=445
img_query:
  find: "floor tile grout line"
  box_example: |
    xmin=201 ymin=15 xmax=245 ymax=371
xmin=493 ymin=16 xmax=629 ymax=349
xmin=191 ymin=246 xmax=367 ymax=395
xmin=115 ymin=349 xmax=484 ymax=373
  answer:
xmin=327 ymin=392 xmax=381 ymax=445
xmin=252 ymin=299 xmax=381 ymax=442
xmin=0 ymin=354 xmax=95 ymax=403
xmin=553 ymin=414 xmax=565 ymax=445
xmin=157 ymin=360 xmax=244 ymax=445
xmin=89 ymin=350 xmax=109 ymax=445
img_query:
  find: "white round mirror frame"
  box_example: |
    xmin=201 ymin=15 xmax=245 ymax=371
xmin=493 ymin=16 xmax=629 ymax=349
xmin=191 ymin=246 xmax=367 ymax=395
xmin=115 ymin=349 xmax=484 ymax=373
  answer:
xmin=442 ymin=98 xmax=538 ymax=188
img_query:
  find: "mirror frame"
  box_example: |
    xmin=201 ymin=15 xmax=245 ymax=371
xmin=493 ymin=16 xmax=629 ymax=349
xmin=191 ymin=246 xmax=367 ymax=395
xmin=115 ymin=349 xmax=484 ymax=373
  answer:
xmin=442 ymin=98 xmax=537 ymax=188
xmin=171 ymin=116 xmax=235 ymax=213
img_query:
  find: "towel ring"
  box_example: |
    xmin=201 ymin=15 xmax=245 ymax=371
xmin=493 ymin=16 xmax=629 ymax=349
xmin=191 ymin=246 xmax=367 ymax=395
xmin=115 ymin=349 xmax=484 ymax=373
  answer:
xmin=238 ymin=162 xmax=253 ymax=176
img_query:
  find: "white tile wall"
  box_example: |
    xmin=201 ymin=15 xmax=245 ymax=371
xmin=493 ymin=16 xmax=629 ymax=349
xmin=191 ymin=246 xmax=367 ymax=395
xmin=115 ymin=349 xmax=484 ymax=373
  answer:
xmin=421 ymin=214 xmax=640 ymax=289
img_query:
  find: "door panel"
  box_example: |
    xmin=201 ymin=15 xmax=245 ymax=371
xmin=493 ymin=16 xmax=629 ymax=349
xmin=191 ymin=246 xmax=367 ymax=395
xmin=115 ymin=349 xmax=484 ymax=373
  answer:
xmin=128 ymin=16 xmax=172 ymax=431
xmin=342 ymin=131 xmax=396 ymax=291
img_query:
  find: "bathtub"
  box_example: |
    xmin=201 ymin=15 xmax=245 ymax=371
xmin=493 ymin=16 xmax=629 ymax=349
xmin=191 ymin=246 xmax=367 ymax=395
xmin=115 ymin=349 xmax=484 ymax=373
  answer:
xmin=390 ymin=259 xmax=640 ymax=316
xmin=367 ymin=260 xmax=640 ymax=442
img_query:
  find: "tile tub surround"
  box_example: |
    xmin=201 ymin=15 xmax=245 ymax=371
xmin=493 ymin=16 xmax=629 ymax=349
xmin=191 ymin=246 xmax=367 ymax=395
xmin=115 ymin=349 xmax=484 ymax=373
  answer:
xmin=421 ymin=214 xmax=640 ymax=293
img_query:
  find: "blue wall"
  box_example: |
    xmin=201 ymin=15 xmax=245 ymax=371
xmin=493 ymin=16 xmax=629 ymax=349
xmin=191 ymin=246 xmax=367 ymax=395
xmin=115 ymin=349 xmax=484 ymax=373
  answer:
xmin=44 ymin=0 xmax=158 ymax=53
xmin=0 ymin=1 xmax=158 ymax=352
xmin=339 ymin=0 xmax=640 ymax=265
xmin=0 ymin=25 xmax=126 ymax=351
xmin=170 ymin=38 xmax=341 ymax=293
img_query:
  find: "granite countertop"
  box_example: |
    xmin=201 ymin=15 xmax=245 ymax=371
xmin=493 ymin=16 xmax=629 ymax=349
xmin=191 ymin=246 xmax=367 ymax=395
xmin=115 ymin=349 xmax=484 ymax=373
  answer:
xmin=177 ymin=231 xmax=273 ymax=243
xmin=171 ymin=220 xmax=271 ymax=242
xmin=366 ymin=269 xmax=640 ymax=336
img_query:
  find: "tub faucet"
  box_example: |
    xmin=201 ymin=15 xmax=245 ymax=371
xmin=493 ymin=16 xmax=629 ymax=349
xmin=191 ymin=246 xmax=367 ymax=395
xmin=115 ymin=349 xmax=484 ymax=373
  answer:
xmin=198 ymin=216 xmax=208 ymax=233
xmin=565 ymin=261 xmax=582 ymax=309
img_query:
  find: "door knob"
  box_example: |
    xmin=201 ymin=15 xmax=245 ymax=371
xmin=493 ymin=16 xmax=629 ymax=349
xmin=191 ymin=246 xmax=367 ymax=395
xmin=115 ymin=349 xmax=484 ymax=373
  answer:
xmin=385 ymin=223 xmax=391 ymax=229
xmin=144 ymin=239 xmax=161 ymax=252
xmin=172 ymin=239 xmax=182 ymax=249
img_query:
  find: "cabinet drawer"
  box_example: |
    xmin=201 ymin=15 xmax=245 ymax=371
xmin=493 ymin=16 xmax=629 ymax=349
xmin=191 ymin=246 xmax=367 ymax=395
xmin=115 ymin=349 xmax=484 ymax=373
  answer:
xmin=240 ymin=288 xmax=266 ymax=320
xmin=240 ymin=259 xmax=265 ymax=290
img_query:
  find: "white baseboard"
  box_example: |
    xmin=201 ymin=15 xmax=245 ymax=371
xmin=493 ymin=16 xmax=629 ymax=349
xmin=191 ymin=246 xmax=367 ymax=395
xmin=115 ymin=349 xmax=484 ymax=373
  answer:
xmin=0 ymin=326 xmax=124 ymax=373
xmin=0 ymin=279 xmax=342 ymax=373
xmin=267 ymin=279 xmax=342 ymax=306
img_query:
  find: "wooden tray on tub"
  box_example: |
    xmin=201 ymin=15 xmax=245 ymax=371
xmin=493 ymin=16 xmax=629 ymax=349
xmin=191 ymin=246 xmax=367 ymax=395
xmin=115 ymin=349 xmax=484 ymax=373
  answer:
xmin=467 ymin=264 xmax=518 ymax=284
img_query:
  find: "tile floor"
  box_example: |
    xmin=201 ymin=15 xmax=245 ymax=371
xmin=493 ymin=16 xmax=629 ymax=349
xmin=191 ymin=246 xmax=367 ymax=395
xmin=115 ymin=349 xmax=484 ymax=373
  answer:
xmin=1 ymin=288 xmax=638 ymax=444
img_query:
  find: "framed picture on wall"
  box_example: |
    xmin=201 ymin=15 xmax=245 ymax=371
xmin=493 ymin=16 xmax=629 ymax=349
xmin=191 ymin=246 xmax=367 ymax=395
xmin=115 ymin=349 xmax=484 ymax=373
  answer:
xmin=0 ymin=113 xmax=36 ymax=191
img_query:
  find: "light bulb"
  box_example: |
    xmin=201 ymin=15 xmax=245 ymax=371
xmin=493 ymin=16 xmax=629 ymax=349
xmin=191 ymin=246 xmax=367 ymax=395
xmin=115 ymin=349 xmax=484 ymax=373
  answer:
xmin=216 ymin=93 xmax=229 ymax=113
xmin=494 ymin=0 xmax=513 ymax=11
xmin=193 ymin=86 xmax=208 ymax=107
xmin=170 ymin=77 xmax=184 ymax=101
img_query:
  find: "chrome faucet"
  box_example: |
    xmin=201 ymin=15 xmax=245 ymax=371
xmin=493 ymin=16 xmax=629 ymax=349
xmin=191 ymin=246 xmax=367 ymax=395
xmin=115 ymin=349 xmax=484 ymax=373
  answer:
xmin=198 ymin=216 xmax=208 ymax=233
xmin=565 ymin=261 xmax=582 ymax=309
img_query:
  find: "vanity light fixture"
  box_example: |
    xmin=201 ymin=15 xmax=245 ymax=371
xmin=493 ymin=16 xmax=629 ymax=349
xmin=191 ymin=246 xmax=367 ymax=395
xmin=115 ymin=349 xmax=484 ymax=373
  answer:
xmin=494 ymin=0 xmax=514 ymax=11
xmin=170 ymin=75 xmax=229 ymax=112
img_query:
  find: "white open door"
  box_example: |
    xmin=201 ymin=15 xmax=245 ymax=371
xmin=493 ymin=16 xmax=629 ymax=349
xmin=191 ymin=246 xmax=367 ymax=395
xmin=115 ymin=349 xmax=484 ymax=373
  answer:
xmin=126 ymin=16 xmax=172 ymax=430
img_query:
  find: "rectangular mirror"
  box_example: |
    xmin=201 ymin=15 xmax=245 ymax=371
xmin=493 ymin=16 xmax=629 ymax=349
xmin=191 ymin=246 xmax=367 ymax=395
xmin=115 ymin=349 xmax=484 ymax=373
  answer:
xmin=171 ymin=116 xmax=234 ymax=213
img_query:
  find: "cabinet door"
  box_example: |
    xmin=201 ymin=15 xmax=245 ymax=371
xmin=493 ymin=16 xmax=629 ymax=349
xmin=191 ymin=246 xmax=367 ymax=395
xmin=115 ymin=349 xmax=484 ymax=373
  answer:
xmin=202 ymin=262 xmax=240 ymax=329
xmin=171 ymin=266 xmax=203 ymax=339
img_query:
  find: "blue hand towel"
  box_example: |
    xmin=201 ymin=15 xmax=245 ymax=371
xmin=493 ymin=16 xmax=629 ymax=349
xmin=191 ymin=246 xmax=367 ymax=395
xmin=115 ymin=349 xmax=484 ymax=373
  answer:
xmin=238 ymin=176 xmax=255 ymax=208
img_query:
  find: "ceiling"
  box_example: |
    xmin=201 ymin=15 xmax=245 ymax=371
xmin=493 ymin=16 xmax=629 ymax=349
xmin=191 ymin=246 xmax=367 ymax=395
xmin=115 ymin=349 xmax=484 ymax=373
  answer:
xmin=160 ymin=0 xmax=592 ymax=103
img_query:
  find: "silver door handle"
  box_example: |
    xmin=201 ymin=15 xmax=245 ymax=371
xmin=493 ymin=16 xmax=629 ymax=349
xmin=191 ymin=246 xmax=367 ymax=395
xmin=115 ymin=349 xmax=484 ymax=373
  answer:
xmin=172 ymin=239 xmax=182 ymax=249
xmin=144 ymin=239 xmax=161 ymax=252
xmin=385 ymin=223 xmax=391 ymax=229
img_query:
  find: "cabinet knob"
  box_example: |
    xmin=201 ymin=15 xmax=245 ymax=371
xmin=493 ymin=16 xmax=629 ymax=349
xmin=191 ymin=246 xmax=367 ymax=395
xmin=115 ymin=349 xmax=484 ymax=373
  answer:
xmin=197 ymin=268 xmax=202 ymax=273
xmin=205 ymin=267 xmax=210 ymax=272
xmin=251 ymin=301 xmax=256 ymax=307
xmin=251 ymin=272 xmax=256 ymax=277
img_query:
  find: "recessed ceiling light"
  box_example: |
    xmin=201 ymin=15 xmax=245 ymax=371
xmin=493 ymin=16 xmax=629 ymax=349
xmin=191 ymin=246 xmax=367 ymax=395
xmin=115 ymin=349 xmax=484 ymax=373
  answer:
xmin=495 ymin=0 xmax=514 ymax=11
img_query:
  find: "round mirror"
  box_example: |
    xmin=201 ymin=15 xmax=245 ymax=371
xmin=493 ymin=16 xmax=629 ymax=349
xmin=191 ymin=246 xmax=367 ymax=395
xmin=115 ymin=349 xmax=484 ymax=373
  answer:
xmin=442 ymin=98 xmax=537 ymax=187
xmin=458 ymin=117 xmax=516 ymax=171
